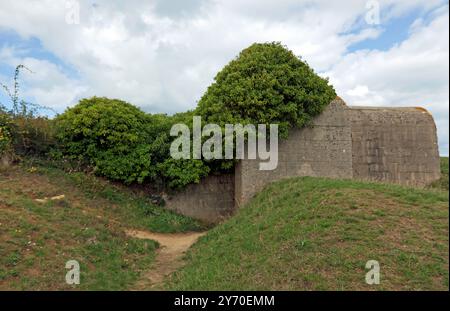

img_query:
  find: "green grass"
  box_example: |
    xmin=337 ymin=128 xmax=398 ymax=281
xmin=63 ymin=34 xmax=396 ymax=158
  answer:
xmin=0 ymin=162 xmax=204 ymax=290
xmin=34 ymin=165 xmax=205 ymax=233
xmin=167 ymin=177 xmax=449 ymax=290
xmin=1 ymin=157 xmax=448 ymax=290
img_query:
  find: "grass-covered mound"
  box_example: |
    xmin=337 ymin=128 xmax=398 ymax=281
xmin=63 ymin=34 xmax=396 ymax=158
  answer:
xmin=166 ymin=176 xmax=449 ymax=290
xmin=0 ymin=161 xmax=204 ymax=290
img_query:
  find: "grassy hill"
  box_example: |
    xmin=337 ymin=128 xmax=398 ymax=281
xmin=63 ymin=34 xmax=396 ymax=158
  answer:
xmin=167 ymin=164 xmax=449 ymax=290
xmin=0 ymin=162 xmax=204 ymax=290
xmin=0 ymin=158 xmax=448 ymax=290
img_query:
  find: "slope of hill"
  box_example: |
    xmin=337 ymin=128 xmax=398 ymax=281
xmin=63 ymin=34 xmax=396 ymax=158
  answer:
xmin=1 ymin=158 xmax=448 ymax=290
xmin=0 ymin=162 xmax=204 ymax=290
xmin=167 ymin=171 xmax=449 ymax=290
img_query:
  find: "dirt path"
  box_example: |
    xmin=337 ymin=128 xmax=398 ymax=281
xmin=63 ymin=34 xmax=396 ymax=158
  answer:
xmin=125 ymin=229 xmax=206 ymax=290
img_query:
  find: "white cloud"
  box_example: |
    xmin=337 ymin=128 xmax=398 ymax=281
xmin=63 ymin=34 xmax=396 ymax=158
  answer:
xmin=0 ymin=0 xmax=448 ymax=154
xmin=327 ymin=6 xmax=449 ymax=155
xmin=347 ymin=85 xmax=370 ymax=97
xmin=0 ymin=46 xmax=86 ymax=111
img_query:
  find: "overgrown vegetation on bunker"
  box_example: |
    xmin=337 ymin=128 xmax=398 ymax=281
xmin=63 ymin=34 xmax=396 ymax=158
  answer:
xmin=1 ymin=42 xmax=336 ymax=189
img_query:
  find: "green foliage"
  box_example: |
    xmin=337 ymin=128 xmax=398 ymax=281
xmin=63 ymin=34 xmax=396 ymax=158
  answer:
xmin=55 ymin=97 xmax=154 ymax=184
xmin=54 ymin=97 xmax=209 ymax=188
xmin=94 ymin=144 xmax=154 ymax=184
xmin=157 ymin=158 xmax=210 ymax=189
xmin=154 ymin=110 xmax=214 ymax=189
xmin=0 ymin=111 xmax=13 ymax=156
xmin=9 ymin=116 xmax=56 ymax=156
xmin=1 ymin=64 xmax=56 ymax=158
xmin=196 ymin=42 xmax=336 ymax=138
xmin=55 ymin=97 xmax=149 ymax=157
xmin=54 ymin=43 xmax=338 ymax=189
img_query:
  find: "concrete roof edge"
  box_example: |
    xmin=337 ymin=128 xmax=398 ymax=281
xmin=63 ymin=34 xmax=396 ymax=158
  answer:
xmin=348 ymin=106 xmax=431 ymax=113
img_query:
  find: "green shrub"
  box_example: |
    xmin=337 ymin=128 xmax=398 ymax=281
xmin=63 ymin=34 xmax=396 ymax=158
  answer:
xmin=196 ymin=42 xmax=336 ymax=138
xmin=55 ymin=97 xmax=150 ymax=158
xmin=54 ymin=97 xmax=205 ymax=187
xmin=55 ymin=97 xmax=154 ymax=184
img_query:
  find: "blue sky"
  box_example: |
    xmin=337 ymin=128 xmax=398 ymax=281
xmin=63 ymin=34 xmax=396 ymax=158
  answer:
xmin=347 ymin=7 xmax=427 ymax=52
xmin=0 ymin=0 xmax=448 ymax=155
xmin=0 ymin=31 xmax=79 ymax=113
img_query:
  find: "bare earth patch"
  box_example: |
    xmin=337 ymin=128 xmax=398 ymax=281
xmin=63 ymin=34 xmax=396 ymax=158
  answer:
xmin=125 ymin=229 xmax=206 ymax=290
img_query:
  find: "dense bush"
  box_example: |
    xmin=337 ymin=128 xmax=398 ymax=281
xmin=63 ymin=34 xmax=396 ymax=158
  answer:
xmin=55 ymin=97 xmax=210 ymax=187
xmin=196 ymin=42 xmax=336 ymax=138
xmin=54 ymin=43 xmax=337 ymax=190
xmin=55 ymin=97 xmax=149 ymax=157
xmin=55 ymin=97 xmax=154 ymax=184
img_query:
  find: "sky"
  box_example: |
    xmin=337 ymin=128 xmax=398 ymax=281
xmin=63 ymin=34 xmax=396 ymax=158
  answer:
xmin=0 ymin=0 xmax=448 ymax=155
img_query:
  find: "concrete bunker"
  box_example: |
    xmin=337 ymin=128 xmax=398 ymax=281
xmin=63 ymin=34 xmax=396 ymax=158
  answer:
xmin=164 ymin=98 xmax=441 ymax=223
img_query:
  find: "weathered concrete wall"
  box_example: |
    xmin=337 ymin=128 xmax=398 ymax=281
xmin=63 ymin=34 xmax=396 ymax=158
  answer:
xmin=235 ymin=98 xmax=353 ymax=207
xmin=164 ymin=174 xmax=235 ymax=223
xmin=164 ymin=98 xmax=441 ymax=222
xmin=349 ymin=106 xmax=441 ymax=186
